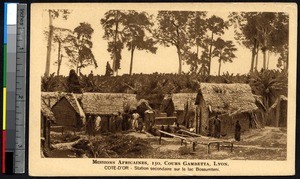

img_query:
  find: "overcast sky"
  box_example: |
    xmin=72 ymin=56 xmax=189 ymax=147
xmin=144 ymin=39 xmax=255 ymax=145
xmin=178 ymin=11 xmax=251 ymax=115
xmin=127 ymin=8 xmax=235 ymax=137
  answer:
xmin=40 ymin=7 xmax=280 ymax=77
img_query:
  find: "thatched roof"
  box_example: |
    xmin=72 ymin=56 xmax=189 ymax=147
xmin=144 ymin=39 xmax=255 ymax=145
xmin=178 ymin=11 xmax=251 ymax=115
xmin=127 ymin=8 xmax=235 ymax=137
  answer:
xmin=253 ymin=95 xmax=267 ymax=112
xmin=41 ymin=100 xmax=55 ymax=122
xmin=171 ymin=93 xmax=197 ymax=111
xmin=80 ymin=93 xmax=137 ymax=115
xmin=51 ymin=93 xmax=85 ymax=118
xmin=270 ymin=95 xmax=288 ymax=110
xmin=197 ymin=83 xmax=258 ymax=114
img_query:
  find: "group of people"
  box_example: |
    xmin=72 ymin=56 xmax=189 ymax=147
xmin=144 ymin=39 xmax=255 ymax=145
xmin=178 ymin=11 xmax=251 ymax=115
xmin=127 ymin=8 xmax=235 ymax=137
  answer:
xmin=210 ymin=115 xmax=242 ymax=141
xmin=85 ymin=110 xmax=151 ymax=136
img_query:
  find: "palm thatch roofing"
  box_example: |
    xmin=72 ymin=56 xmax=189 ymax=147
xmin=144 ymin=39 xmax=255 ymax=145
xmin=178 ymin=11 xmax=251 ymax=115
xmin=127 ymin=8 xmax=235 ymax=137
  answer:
xmin=196 ymin=83 xmax=258 ymax=114
xmin=253 ymin=94 xmax=267 ymax=112
xmin=80 ymin=93 xmax=137 ymax=115
xmin=269 ymin=95 xmax=288 ymax=110
xmin=171 ymin=93 xmax=197 ymax=111
xmin=41 ymin=100 xmax=56 ymax=122
xmin=51 ymin=93 xmax=85 ymax=118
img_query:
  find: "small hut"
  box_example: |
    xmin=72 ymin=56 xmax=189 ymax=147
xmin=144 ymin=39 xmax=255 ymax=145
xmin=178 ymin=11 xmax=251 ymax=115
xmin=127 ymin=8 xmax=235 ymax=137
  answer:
xmin=171 ymin=93 xmax=197 ymax=128
xmin=269 ymin=95 xmax=287 ymax=127
xmin=80 ymin=93 xmax=137 ymax=132
xmin=41 ymin=100 xmax=56 ymax=149
xmin=160 ymin=94 xmax=175 ymax=117
xmin=253 ymin=95 xmax=267 ymax=127
xmin=51 ymin=93 xmax=86 ymax=131
xmin=195 ymin=83 xmax=258 ymax=136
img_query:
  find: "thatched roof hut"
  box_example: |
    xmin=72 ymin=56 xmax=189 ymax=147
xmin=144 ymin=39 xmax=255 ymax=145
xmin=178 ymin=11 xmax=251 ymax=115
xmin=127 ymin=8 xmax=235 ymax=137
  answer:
xmin=196 ymin=83 xmax=258 ymax=115
xmin=269 ymin=95 xmax=287 ymax=127
xmin=51 ymin=93 xmax=86 ymax=127
xmin=195 ymin=83 xmax=259 ymax=135
xmin=80 ymin=93 xmax=137 ymax=115
xmin=41 ymin=100 xmax=56 ymax=122
xmin=171 ymin=93 xmax=197 ymax=111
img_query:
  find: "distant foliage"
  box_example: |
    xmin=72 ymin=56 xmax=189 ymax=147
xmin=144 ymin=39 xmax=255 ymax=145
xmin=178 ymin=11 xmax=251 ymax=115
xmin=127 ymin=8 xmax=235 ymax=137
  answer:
xmin=66 ymin=69 xmax=82 ymax=93
xmin=40 ymin=73 xmax=275 ymax=110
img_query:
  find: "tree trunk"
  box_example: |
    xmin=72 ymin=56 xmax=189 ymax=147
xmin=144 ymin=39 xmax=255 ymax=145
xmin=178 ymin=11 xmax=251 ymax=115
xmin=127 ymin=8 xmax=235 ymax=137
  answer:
xmin=262 ymin=40 xmax=267 ymax=70
xmin=267 ymin=51 xmax=270 ymax=69
xmin=254 ymin=43 xmax=259 ymax=71
xmin=113 ymin=11 xmax=119 ymax=76
xmin=208 ymin=31 xmax=214 ymax=75
xmin=218 ymin=59 xmax=221 ymax=76
xmin=76 ymin=60 xmax=79 ymax=75
xmin=56 ymin=40 xmax=62 ymax=76
xmin=45 ymin=10 xmax=53 ymax=77
xmin=177 ymin=46 xmax=182 ymax=74
xmin=57 ymin=54 xmax=62 ymax=76
xmin=250 ymin=40 xmax=257 ymax=73
xmin=129 ymin=45 xmax=135 ymax=75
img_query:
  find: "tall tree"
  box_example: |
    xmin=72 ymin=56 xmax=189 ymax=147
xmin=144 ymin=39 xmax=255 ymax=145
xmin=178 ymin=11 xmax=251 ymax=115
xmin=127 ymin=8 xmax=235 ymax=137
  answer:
xmin=51 ymin=27 xmax=73 ymax=76
xmin=65 ymin=22 xmax=97 ymax=74
xmin=123 ymin=11 xmax=157 ymax=75
xmin=187 ymin=12 xmax=207 ymax=74
xmin=45 ymin=9 xmax=71 ymax=77
xmin=206 ymin=15 xmax=229 ymax=75
xmin=211 ymin=38 xmax=237 ymax=76
xmin=154 ymin=11 xmax=194 ymax=74
xmin=229 ymin=12 xmax=289 ymax=72
xmin=101 ymin=10 xmax=126 ymax=76
xmin=105 ymin=61 xmax=113 ymax=76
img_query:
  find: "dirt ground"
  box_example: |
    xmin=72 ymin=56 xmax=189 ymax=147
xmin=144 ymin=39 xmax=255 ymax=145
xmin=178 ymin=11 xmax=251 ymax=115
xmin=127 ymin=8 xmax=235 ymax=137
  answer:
xmin=45 ymin=127 xmax=286 ymax=160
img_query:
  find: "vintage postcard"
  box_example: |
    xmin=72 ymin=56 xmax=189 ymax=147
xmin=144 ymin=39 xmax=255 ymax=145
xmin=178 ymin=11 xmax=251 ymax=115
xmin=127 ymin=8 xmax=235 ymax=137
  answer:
xmin=29 ymin=3 xmax=297 ymax=176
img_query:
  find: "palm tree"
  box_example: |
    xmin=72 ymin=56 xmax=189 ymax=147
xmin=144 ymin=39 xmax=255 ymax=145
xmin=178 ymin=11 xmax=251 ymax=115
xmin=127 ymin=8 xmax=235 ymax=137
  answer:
xmin=249 ymin=69 xmax=288 ymax=125
xmin=212 ymin=38 xmax=237 ymax=76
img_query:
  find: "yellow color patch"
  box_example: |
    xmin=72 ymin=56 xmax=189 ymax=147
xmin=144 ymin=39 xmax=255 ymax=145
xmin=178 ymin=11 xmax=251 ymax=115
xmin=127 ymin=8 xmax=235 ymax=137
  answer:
xmin=3 ymin=88 xmax=6 ymax=130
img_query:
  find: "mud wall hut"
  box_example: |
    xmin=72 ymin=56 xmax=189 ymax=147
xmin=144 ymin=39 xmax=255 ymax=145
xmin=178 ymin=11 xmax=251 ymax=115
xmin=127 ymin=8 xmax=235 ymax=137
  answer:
xmin=51 ymin=93 xmax=85 ymax=130
xmin=269 ymin=95 xmax=287 ymax=127
xmin=41 ymin=100 xmax=56 ymax=148
xmin=195 ymin=83 xmax=258 ymax=136
xmin=171 ymin=93 xmax=197 ymax=128
xmin=80 ymin=93 xmax=137 ymax=132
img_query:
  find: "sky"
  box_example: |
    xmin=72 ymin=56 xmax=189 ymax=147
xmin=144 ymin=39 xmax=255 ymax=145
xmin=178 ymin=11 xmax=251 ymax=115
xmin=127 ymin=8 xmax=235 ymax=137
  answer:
xmin=40 ymin=7 xmax=281 ymax=77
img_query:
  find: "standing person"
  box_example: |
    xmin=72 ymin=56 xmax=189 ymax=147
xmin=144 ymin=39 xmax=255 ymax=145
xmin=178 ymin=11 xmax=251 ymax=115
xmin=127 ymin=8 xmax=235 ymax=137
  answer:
xmin=249 ymin=113 xmax=254 ymax=129
xmin=137 ymin=117 xmax=143 ymax=133
xmin=214 ymin=115 xmax=221 ymax=138
xmin=95 ymin=115 xmax=102 ymax=134
xmin=122 ymin=110 xmax=130 ymax=131
xmin=110 ymin=114 xmax=117 ymax=133
xmin=235 ymin=120 xmax=241 ymax=141
xmin=116 ymin=112 xmax=123 ymax=132
xmin=86 ymin=115 xmax=92 ymax=136
xmin=132 ymin=112 xmax=140 ymax=131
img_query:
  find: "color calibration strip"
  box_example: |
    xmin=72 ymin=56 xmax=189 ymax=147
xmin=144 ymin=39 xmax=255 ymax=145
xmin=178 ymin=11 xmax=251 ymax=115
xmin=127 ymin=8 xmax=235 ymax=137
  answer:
xmin=2 ymin=3 xmax=8 ymax=173
xmin=2 ymin=3 xmax=18 ymax=174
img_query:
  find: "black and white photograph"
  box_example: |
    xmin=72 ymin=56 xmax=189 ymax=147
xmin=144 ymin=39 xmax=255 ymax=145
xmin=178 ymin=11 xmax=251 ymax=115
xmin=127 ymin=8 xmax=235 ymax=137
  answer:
xmin=29 ymin=3 xmax=297 ymax=176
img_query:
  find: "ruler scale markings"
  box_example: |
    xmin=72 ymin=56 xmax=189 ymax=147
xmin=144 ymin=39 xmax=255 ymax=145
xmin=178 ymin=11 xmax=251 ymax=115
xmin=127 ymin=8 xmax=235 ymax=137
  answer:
xmin=14 ymin=4 xmax=27 ymax=174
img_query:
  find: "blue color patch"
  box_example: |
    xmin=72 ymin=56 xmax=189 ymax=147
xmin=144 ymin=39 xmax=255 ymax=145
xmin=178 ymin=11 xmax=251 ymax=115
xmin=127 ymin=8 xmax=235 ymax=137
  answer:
xmin=4 ymin=3 xmax=8 ymax=44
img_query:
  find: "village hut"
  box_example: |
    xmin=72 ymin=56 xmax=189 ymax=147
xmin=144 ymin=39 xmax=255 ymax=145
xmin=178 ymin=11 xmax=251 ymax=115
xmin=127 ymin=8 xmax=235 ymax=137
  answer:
xmin=41 ymin=100 xmax=56 ymax=148
xmin=80 ymin=93 xmax=137 ymax=132
xmin=160 ymin=94 xmax=175 ymax=116
xmin=41 ymin=92 xmax=64 ymax=108
xmin=136 ymin=99 xmax=152 ymax=119
xmin=51 ymin=93 xmax=86 ymax=131
xmin=253 ymin=95 xmax=267 ymax=127
xmin=171 ymin=93 xmax=197 ymax=128
xmin=195 ymin=83 xmax=258 ymax=136
xmin=269 ymin=95 xmax=287 ymax=127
